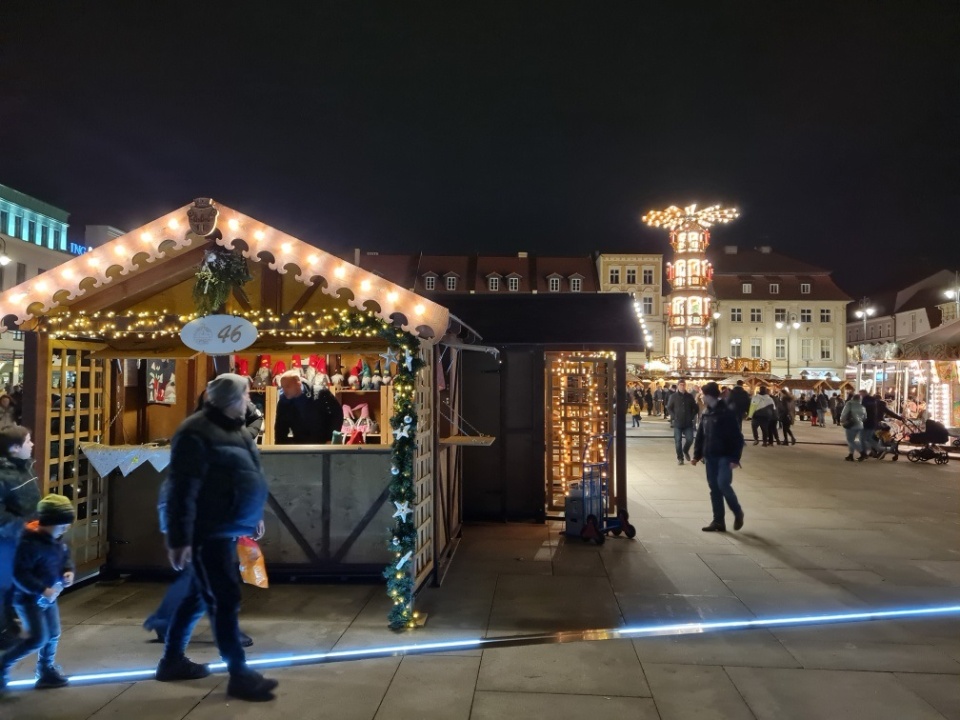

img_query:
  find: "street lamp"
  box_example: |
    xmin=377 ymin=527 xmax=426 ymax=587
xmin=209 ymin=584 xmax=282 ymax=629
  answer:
xmin=854 ymin=297 xmax=875 ymax=391
xmin=0 ymin=237 xmax=10 ymax=266
xmin=944 ymin=270 xmax=960 ymax=322
xmin=775 ymin=314 xmax=801 ymax=378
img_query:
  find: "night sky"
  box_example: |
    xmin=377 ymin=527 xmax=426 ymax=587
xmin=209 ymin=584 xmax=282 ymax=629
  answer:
xmin=2 ymin=2 xmax=957 ymax=297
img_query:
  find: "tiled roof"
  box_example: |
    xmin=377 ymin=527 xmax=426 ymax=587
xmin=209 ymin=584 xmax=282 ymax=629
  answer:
xmin=712 ymin=275 xmax=851 ymax=302
xmin=711 ymin=248 xmax=828 ymax=275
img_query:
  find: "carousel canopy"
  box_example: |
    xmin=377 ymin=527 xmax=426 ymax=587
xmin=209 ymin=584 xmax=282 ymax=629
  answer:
xmin=0 ymin=198 xmax=448 ymax=341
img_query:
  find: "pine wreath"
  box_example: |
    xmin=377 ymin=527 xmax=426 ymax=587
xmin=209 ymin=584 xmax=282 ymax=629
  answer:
xmin=193 ymin=248 xmax=252 ymax=316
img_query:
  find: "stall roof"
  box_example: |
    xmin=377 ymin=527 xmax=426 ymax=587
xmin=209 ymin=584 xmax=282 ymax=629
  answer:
xmin=440 ymin=293 xmax=644 ymax=348
xmin=0 ymin=198 xmax=448 ymax=341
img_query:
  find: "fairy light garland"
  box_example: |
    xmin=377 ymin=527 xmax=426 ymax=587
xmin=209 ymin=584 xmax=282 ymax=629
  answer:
xmin=334 ymin=312 xmax=426 ymax=629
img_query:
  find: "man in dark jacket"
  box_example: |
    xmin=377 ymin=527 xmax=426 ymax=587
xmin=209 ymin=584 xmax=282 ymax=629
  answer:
xmin=667 ymin=380 xmax=699 ymax=465
xmin=159 ymin=373 xmax=277 ymax=702
xmin=275 ymin=372 xmax=323 ymax=444
xmin=691 ymin=382 xmax=745 ymax=533
xmin=728 ymin=381 xmax=751 ymax=425
xmin=0 ymin=426 xmax=41 ymax=648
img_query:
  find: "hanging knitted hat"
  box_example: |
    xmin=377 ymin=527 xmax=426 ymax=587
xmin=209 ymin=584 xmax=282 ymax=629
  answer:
xmin=38 ymin=494 xmax=75 ymax=526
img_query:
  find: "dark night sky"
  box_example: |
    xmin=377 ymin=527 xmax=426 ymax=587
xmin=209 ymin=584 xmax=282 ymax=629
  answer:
xmin=1 ymin=2 xmax=958 ymax=297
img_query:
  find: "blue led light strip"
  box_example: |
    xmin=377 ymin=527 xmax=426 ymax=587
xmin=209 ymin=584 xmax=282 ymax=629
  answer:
xmin=6 ymin=604 xmax=959 ymax=690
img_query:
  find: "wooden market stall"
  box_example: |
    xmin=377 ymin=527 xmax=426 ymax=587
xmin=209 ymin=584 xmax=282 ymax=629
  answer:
xmin=0 ymin=199 xmax=463 ymax=625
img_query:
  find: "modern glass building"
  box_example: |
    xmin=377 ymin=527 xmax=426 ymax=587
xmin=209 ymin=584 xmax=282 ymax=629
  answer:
xmin=0 ymin=182 xmax=70 ymax=252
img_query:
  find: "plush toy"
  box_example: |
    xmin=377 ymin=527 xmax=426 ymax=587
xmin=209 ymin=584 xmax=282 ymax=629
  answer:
xmin=291 ymin=354 xmax=304 ymax=376
xmin=360 ymin=359 xmax=373 ymax=390
xmin=235 ymin=357 xmax=250 ymax=378
xmin=347 ymin=358 xmax=362 ymax=388
xmin=331 ymin=366 xmax=345 ymax=392
xmin=382 ymin=367 xmax=392 ymax=386
xmin=312 ymin=356 xmax=331 ymax=395
xmin=272 ymin=360 xmax=288 ymax=387
xmin=371 ymin=361 xmax=383 ymax=390
xmin=253 ymin=355 xmax=272 ymax=388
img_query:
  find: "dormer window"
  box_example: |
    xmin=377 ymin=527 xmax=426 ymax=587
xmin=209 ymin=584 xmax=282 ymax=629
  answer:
xmin=570 ymin=277 xmax=582 ymax=292
xmin=424 ymin=276 xmax=436 ymax=291
xmin=549 ymin=277 xmax=560 ymax=292
xmin=769 ymin=283 xmax=779 ymax=294
xmin=742 ymin=282 xmax=752 ymax=294
xmin=801 ymin=282 xmax=811 ymax=294
xmin=508 ymin=276 xmax=520 ymax=292
xmin=488 ymin=277 xmax=499 ymax=291
xmin=445 ymin=276 xmax=457 ymax=291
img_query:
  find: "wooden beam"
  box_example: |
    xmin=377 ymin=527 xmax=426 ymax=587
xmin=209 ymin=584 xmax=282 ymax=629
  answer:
xmin=260 ymin=265 xmax=283 ymax=315
xmin=65 ymin=246 xmax=208 ymax=315
xmin=289 ymin=281 xmax=323 ymax=313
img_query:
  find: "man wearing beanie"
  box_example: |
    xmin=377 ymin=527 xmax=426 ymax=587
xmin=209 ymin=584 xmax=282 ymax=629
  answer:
xmin=691 ymin=382 xmax=746 ymax=533
xmin=0 ymin=426 xmax=41 ymax=649
xmin=0 ymin=493 xmax=75 ymax=692
xmin=158 ymin=373 xmax=277 ymax=702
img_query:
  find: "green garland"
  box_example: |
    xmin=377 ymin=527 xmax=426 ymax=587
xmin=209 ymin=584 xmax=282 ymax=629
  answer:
xmin=335 ymin=312 xmax=426 ymax=629
xmin=193 ymin=248 xmax=252 ymax=316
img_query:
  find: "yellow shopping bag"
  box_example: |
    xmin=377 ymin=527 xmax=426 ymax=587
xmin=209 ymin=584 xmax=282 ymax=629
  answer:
xmin=237 ymin=536 xmax=269 ymax=589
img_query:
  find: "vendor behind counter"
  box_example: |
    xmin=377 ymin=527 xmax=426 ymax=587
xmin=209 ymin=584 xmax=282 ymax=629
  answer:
xmin=275 ymin=371 xmax=342 ymax=444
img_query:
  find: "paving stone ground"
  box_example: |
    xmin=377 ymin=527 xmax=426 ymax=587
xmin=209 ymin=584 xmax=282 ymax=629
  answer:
xmin=2 ymin=419 xmax=957 ymax=719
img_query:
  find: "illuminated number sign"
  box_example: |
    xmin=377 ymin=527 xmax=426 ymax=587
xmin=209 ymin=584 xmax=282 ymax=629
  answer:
xmin=180 ymin=315 xmax=258 ymax=355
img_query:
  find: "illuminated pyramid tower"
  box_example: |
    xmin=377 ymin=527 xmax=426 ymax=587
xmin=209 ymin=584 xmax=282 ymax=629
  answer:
xmin=642 ymin=204 xmax=739 ymax=370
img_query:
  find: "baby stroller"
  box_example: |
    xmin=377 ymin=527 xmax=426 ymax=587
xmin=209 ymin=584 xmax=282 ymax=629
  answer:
xmin=903 ymin=419 xmax=951 ymax=465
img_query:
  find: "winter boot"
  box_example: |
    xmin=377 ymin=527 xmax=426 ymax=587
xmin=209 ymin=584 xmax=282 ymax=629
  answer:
xmin=35 ymin=664 xmax=69 ymax=689
xmin=156 ymin=655 xmax=210 ymax=682
xmin=227 ymin=668 xmax=279 ymax=702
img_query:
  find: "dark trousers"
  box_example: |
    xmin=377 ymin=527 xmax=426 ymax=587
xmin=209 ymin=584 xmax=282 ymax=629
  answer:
xmin=767 ymin=416 xmax=781 ymax=444
xmin=781 ymin=417 xmax=796 ymax=444
xmin=165 ymin=537 xmax=246 ymax=674
xmin=145 ymin=565 xmax=194 ymax=635
xmin=673 ymin=425 xmax=694 ymax=460
xmin=0 ymin=539 xmax=17 ymax=630
xmin=1 ymin=594 xmax=61 ymax=672
xmin=751 ymin=411 xmax=772 ymax=444
xmin=704 ymin=456 xmax=742 ymax=525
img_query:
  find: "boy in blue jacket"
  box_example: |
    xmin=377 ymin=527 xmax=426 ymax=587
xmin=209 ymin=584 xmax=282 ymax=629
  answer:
xmin=0 ymin=494 xmax=75 ymax=692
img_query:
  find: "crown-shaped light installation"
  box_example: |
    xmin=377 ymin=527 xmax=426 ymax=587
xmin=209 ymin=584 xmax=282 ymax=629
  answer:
xmin=642 ymin=203 xmax=739 ymax=231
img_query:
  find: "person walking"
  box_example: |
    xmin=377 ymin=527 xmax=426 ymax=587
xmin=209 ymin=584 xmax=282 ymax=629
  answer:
xmin=157 ymin=374 xmax=277 ymax=702
xmin=728 ymin=380 xmax=751 ymax=426
xmin=839 ymin=391 xmax=866 ymax=461
xmin=815 ymin=391 xmax=829 ymax=427
xmin=691 ymin=382 xmax=745 ymax=532
xmin=667 ymin=379 xmax=698 ymax=465
xmin=769 ymin=391 xmax=783 ymax=445
xmin=653 ymin=386 xmax=663 ymax=417
xmin=747 ymin=387 xmax=776 ymax=446
xmin=644 ymin=387 xmax=654 ymax=417
xmin=778 ymin=390 xmax=797 ymax=445
xmin=663 ymin=384 xmax=677 ymax=423
xmin=833 ymin=393 xmax=845 ymax=426
xmin=0 ymin=427 xmax=41 ymax=649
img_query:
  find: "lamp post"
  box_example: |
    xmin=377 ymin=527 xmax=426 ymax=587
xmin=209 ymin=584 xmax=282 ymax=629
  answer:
xmin=944 ymin=270 xmax=960 ymax=322
xmin=775 ymin=314 xmax=801 ymax=378
xmin=711 ymin=308 xmax=721 ymax=373
xmin=854 ymin=297 xmax=875 ymax=391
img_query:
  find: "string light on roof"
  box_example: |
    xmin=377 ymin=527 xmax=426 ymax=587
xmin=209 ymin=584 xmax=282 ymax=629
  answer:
xmin=642 ymin=204 xmax=739 ymax=231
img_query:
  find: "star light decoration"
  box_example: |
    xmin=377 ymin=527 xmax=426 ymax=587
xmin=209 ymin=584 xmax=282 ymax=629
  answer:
xmin=392 ymin=501 xmax=412 ymax=522
xmin=392 ymin=424 xmax=411 ymax=441
xmin=403 ymin=349 xmax=415 ymax=372
xmin=641 ymin=203 xmax=740 ymax=231
xmin=380 ymin=347 xmax=399 ymax=370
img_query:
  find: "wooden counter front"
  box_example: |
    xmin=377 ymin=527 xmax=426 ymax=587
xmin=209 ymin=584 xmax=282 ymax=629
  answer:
xmin=105 ymin=445 xmax=394 ymax=579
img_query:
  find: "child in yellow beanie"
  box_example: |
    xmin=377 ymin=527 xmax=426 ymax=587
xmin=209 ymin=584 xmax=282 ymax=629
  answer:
xmin=0 ymin=493 xmax=75 ymax=693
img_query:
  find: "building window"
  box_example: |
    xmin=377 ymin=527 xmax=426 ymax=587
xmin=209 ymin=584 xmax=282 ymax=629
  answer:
xmin=13 ymin=216 xmax=22 ymax=239
xmin=54 ymin=228 xmax=64 ymax=250
xmin=750 ymin=308 xmax=763 ymax=323
xmin=16 ymin=262 xmax=26 ymax=285
xmin=11 ymin=331 xmax=23 ymax=342
xmin=0 ymin=209 xmax=8 ymax=234
xmin=609 ymin=267 xmax=620 ymax=285
xmin=508 ymin=277 xmax=520 ymax=292
xmin=750 ymin=338 xmax=762 ymax=358
xmin=424 ymin=276 xmax=436 ymax=291
xmin=445 ymin=276 xmax=457 ymax=291
xmin=40 ymin=225 xmax=49 ymax=246
xmin=570 ymin=278 xmax=582 ymax=292
xmin=820 ymin=338 xmax=832 ymax=360
xmin=774 ymin=308 xmax=786 ymax=323
xmin=775 ymin=337 xmax=786 ymax=359
xmin=27 ymin=219 xmax=36 ymax=243
xmin=642 ymin=296 xmax=653 ymax=314
xmin=642 ymin=267 xmax=654 ymax=284
xmin=911 ymin=314 xmax=917 ymax=334
xmin=801 ymin=338 xmax=812 ymax=360
xmin=548 ymin=277 xmax=559 ymax=292
xmin=626 ymin=268 xmax=637 ymax=284
xmin=800 ymin=308 xmax=812 ymax=323
xmin=769 ymin=283 xmax=779 ymax=294
xmin=742 ymin=282 xmax=752 ymax=294
xmin=489 ymin=277 xmax=500 ymax=291
xmin=730 ymin=308 xmax=742 ymax=322
xmin=820 ymin=308 xmax=831 ymax=323
xmin=801 ymin=282 xmax=811 ymax=294
xmin=730 ymin=338 xmax=742 ymax=357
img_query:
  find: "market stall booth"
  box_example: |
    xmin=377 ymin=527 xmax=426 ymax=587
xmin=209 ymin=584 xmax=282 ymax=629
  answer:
xmin=441 ymin=294 xmax=643 ymax=523
xmin=0 ymin=198 xmax=459 ymax=627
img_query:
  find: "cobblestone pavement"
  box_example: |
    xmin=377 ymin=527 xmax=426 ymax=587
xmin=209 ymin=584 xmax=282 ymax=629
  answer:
xmin=2 ymin=418 xmax=957 ymax=719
